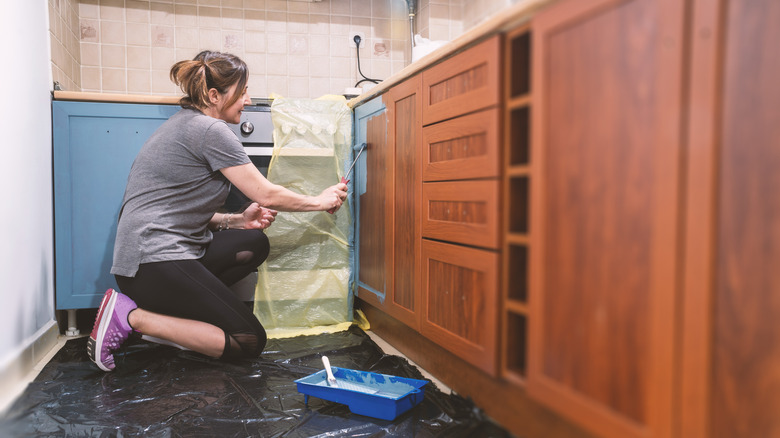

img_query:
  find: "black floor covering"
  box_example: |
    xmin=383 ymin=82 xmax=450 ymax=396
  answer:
xmin=0 ymin=326 xmax=513 ymax=437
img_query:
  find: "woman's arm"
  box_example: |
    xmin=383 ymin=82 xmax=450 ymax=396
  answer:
xmin=220 ymin=162 xmax=347 ymax=212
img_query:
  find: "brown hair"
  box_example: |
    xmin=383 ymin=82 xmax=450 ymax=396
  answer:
xmin=170 ymin=51 xmax=248 ymax=111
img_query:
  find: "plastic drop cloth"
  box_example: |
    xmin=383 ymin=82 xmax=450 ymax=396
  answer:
xmin=0 ymin=327 xmax=513 ymax=437
xmin=254 ymin=97 xmax=354 ymax=336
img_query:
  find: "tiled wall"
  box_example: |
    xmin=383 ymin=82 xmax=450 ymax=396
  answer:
xmin=416 ymin=0 xmax=517 ymax=41
xmin=49 ymin=0 xmax=523 ymax=98
xmin=71 ymin=0 xmax=413 ymax=98
xmin=49 ymin=0 xmax=82 ymax=92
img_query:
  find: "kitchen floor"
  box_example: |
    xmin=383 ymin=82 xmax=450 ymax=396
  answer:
xmin=0 ymin=329 xmax=450 ymax=416
xmin=1 ymin=327 xmax=512 ymax=437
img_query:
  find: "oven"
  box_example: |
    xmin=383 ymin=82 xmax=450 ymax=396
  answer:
xmin=224 ymin=98 xmax=274 ymax=212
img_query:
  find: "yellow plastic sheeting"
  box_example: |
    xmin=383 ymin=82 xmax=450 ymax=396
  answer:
xmin=254 ymin=96 xmax=353 ymax=336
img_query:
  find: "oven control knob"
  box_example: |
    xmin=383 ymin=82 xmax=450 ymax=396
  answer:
xmin=240 ymin=121 xmax=254 ymax=135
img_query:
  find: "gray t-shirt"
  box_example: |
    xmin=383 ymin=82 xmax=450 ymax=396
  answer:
xmin=111 ymin=108 xmax=251 ymax=277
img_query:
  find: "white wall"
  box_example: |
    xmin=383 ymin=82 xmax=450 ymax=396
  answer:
xmin=0 ymin=0 xmax=57 ymax=396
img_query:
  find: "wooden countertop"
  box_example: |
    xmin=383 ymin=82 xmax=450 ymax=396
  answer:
xmin=53 ymin=0 xmax=552 ymax=107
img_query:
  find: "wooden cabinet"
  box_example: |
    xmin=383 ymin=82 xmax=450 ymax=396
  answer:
xmin=681 ymin=1 xmax=780 ymax=437
xmin=422 ymin=36 xmax=501 ymax=125
xmin=354 ymin=76 xmax=422 ymax=330
xmin=420 ymin=240 xmax=499 ymax=375
xmin=527 ymin=0 xmax=685 ymax=437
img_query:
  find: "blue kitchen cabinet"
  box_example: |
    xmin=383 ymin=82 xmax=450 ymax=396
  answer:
xmin=52 ymin=101 xmax=179 ymax=310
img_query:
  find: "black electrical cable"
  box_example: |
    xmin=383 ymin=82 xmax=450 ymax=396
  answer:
xmin=353 ymin=35 xmax=381 ymax=87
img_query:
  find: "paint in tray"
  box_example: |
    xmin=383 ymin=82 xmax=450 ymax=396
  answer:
xmin=295 ymin=366 xmax=428 ymax=420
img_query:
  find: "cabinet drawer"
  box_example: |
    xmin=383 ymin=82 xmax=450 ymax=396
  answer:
xmin=421 ymin=239 xmax=498 ymax=375
xmin=422 ymin=108 xmax=500 ymax=181
xmin=422 ymin=180 xmax=500 ymax=249
xmin=422 ymin=35 xmax=501 ymax=125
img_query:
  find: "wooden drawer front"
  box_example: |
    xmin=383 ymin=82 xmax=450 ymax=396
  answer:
xmin=423 ymin=108 xmax=500 ymax=182
xmin=421 ymin=239 xmax=498 ymax=375
xmin=422 ymin=36 xmax=501 ymax=125
xmin=422 ymin=180 xmax=500 ymax=249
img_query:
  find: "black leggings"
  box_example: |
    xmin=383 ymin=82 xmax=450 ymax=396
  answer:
xmin=115 ymin=229 xmax=270 ymax=360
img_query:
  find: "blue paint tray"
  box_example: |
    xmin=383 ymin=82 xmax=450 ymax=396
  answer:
xmin=295 ymin=366 xmax=428 ymax=420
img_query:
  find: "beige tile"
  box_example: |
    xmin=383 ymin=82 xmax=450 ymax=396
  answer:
xmin=222 ymin=31 xmax=243 ymax=52
xmin=287 ymin=77 xmax=310 ymax=98
xmin=101 ymin=45 xmax=126 ymax=67
xmin=329 ymin=56 xmax=350 ymax=78
xmin=308 ymin=14 xmax=328 ymax=35
xmin=151 ymin=25 xmax=174 ymax=47
xmin=127 ymin=69 xmax=151 ymax=93
xmin=175 ymin=48 xmax=201 ymax=62
xmin=175 ymin=26 xmax=199 ymax=48
xmin=151 ymin=2 xmax=175 ymax=25
xmin=266 ymin=11 xmax=287 ymax=33
xmin=330 ymin=15 xmax=349 ymax=36
xmin=309 ymin=77 xmax=331 ymax=98
xmin=287 ymin=13 xmax=307 ymax=34
xmin=247 ymin=74 xmax=267 ymax=97
xmin=79 ymin=0 xmax=99 ymax=19
xmin=288 ymin=35 xmax=307 ymax=55
xmin=126 ymin=22 xmax=151 ymax=46
xmin=329 ymin=37 xmax=350 ymax=58
xmin=198 ymin=0 xmax=220 ymax=6
xmin=266 ymin=54 xmax=287 ymax=75
xmin=81 ymin=66 xmax=101 ymax=90
xmin=266 ymin=75 xmax=288 ymax=96
xmin=152 ymin=69 xmax=178 ymax=94
xmin=151 ymin=47 xmax=175 ymax=69
xmin=244 ymin=9 xmax=265 ymax=31
xmin=79 ymin=19 xmax=99 ymax=42
xmin=174 ymin=5 xmax=197 ymax=26
xmin=308 ymin=0 xmax=329 ymax=14
xmin=429 ymin=24 xmax=450 ymax=41
xmin=101 ymin=68 xmax=126 ymax=92
xmin=222 ymin=8 xmax=243 ymax=30
xmin=372 ymin=39 xmax=390 ymax=58
xmin=222 ymin=0 xmax=243 ymax=8
xmin=390 ymin=16 xmax=408 ymax=40
xmin=198 ymin=28 xmax=221 ymax=50
xmin=243 ymin=0 xmax=266 ymax=11
xmin=286 ymin=1 xmax=308 ymax=13
xmin=100 ymin=20 xmax=126 ymax=45
xmin=309 ymin=35 xmax=329 ymax=56
xmin=265 ymin=0 xmax=286 ymax=11
xmin=288 ymin=55 xmax=309 ymax=77
xmin=127 ymin=46 xmax=151 ymax=69
xmin=100 ymin=0 xmax=124 ymax=21
xmin=308 ymin=56 xmax=330 ymax=78
xmin=126 ymin=1 xmax=150 ymax=23
xmin=372 ymin=18 xmax=390 ymax=39
xmin=243 ymin=53 xmax=266 ymax=75
xmin=197 ymin=6 xmax=220 ymax=28
xmin=266 ymin=33 xmax=287 ymax=54
xmin=372 ymin=0 xmax=391 ymax=18
xmin=331 ymin=76 xmax=353 ymax=95
xmin=351 ymin=16 xmax=371 ymax=36
xmin=370 ymin=58 xmax=392 ymax=79
xmin=352 ymin=0 xmax=371 ymax=18
xmin=245 ymin=31 xmax=266 ymax=53
xmin=330 ymin=0 xmax=350 ymax=16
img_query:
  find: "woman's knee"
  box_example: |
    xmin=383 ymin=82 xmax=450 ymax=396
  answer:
xmin=235 ymin=230 xmax=270 ymax=266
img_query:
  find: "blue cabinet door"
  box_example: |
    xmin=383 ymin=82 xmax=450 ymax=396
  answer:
xmin=53 ymin=101 xmax=179 ymax=310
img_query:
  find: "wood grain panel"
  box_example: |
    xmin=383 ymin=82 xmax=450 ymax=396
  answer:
xmin=420 ymin=239 xmax=499 ymax=375
xmin=389 ymin=77 xmax=422 ymax=326
xmin=422 ymin=108 xmax=500 ymax=181
xmin=422 ymin=36 xmax=501 ymax=125
xmin=528 ymin=0 xmax=684 ymax=437
xmin=422 ymin=180 xmax=500 ymax=249
xmin=712 ymin=1 xmax=780 ymax=436
xmin=357 ymin=110 xmax=390 ymax=306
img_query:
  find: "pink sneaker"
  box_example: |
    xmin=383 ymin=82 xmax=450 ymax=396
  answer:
xmin=87 ymin=288 xmax=138 ymax=371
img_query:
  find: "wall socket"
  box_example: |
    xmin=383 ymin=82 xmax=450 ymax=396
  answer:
xmin=348 ymin=31 xmax=366 ymax=48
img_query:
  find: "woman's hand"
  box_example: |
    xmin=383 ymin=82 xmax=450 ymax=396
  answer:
xmin=319 ymin=182 xmax=348 ymax=213
xmin=241 ymin=203 xmax=278 ymax=230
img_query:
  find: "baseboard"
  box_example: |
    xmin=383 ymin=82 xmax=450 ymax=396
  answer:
xmin=0 ymin=320 xmax=60 ymax=413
